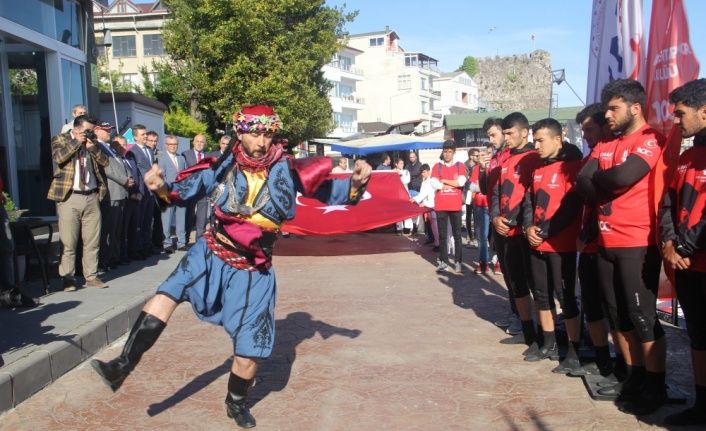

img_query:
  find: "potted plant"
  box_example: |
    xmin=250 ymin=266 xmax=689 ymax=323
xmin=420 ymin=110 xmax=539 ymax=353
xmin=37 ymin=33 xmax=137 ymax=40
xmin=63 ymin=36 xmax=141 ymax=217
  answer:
xmin=3 ymin=192 xmax=28 ymax=221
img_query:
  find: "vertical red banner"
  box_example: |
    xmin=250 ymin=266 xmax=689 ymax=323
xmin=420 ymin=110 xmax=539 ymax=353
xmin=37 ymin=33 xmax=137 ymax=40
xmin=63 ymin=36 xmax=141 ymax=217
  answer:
xmin=645 ymin=0 xmax=700 ymax=299
xmin=645 ymin=0 xmax=700 ymax=136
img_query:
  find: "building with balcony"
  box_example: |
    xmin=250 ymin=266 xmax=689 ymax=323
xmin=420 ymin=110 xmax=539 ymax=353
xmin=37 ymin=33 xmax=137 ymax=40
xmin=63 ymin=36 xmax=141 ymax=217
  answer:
xmin=435 ymin=71 xmax=478 ymax=117
xmin=323 ymin=46 xmax=365 ymax=139
xmin=347 ymin=27 xmax=442 ymax=134
xmin=0 ymin=0 xmax=100 ymax=216
xmin=92 ymin=0 xmax=169 ymax=89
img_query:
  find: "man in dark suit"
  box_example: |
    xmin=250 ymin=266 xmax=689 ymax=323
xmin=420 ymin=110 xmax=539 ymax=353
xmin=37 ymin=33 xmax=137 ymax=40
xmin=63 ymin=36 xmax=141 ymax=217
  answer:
xmin=182 ymin=134 xmax=209 ymax=243
xmin=47 ymin=114 xmax=109 ymax=291
xmin=158 ymin=135 xmax=188 ymax=252
xmin=94 ymin=121 xmax=133 ymax=271
xmin=114 ymin=136 xmax=144 ymax=263
xmin=209 ymin=135 xmax=231 ymax=157
xmin=128 ymin=124 xmax=158 ymax=256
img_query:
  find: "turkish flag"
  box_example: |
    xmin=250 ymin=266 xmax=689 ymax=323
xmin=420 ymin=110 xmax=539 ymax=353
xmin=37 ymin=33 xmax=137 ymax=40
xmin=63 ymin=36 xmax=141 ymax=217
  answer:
xmin=283 ymin=171 xmax=430 ymax=236
xmin=645 ymin=0 xmax=699 ymax=299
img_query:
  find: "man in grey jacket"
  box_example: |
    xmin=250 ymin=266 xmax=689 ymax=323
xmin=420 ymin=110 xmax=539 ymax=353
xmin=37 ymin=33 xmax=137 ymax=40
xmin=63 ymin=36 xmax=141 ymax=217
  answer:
xmin=95 ymin=121 xmax=133 ymax=271
xmin=158 ymin=135 xmax=187 ymax=253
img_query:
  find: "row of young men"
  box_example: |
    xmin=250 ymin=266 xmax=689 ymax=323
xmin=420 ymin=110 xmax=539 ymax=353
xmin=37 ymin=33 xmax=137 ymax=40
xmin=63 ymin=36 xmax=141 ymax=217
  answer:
xmin=48 ymin=113 xmax=231 ymax=292
xmin=463 ymin=78 xmax=706 ymax=424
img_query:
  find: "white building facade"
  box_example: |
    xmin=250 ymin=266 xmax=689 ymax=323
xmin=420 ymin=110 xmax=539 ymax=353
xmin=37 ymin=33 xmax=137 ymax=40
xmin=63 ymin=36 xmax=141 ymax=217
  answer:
xmin=347 ymin=28 xmax=442 ymax=134
xmin=436 ymin=71 xmax=479 ymax=116
xmin=323 ymin=46 xmax=365 ymax=139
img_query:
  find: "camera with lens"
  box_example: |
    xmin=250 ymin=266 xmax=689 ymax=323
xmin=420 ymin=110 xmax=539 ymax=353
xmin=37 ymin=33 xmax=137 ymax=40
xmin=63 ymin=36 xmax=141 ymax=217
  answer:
xmin=84 ymin=128 xmax=97 ymax=141
xmin=0 ymin=288 xmax=21 ymax=306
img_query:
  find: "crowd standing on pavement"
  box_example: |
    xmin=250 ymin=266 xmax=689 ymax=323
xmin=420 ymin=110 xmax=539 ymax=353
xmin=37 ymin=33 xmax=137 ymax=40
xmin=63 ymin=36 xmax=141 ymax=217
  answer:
xmin=403 ymin=78 xmax=705 ymax=426
xmin=6 ymin=78 xmax=703 ymax=428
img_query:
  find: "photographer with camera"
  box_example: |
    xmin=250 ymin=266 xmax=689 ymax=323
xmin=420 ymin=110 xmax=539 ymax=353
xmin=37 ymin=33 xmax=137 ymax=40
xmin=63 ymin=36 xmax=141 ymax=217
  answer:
xmin=47 ymin=114 xmax=110 ymax=291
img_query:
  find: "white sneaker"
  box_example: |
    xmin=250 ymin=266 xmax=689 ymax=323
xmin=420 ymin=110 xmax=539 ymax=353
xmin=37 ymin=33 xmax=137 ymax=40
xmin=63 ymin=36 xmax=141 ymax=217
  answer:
xmin=436 ymin=262 xmax=449 ymax=272
xmin=490 ymin=254 xmax=498 ymax=265
xmin=505 ymin=314 xmax=522 ymax=335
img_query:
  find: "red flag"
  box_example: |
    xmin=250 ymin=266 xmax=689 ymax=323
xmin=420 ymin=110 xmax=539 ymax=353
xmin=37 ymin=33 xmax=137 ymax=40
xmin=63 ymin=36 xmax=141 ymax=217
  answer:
xmin=645 ymin=0 xmax=700 ymax=136
xmin=284 ymin=171 xmax=429 ymax=236
xmin=646 ymin=0 xmax=700 ymax=300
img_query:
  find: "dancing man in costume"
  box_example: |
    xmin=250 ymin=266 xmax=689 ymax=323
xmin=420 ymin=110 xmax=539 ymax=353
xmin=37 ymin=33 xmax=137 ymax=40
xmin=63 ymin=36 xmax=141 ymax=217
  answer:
xmin=91 ymin=105 xmax=372 ymax=428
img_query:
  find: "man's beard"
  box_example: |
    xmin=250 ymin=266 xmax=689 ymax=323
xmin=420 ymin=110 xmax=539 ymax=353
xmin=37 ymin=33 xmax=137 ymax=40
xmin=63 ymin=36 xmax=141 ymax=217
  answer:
xmin=611 ymin=111 xmax=635 ymax=134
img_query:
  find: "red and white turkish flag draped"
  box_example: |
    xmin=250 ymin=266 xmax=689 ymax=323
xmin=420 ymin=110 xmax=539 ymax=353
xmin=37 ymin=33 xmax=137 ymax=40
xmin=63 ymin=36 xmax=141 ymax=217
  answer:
xmin=645 ymin=0 xmax=700 ymax=300
xmin=586 ymin=0 xmax=645 ymax=105
xmin=283 ymin=171 xmax=429 ymax=236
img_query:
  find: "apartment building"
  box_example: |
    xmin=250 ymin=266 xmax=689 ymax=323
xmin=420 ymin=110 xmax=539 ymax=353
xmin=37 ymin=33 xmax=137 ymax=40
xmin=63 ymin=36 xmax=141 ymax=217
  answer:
xmin=92 ymin=0 xmax=168 ymax=88
xmin=323 ymin=46 xmax=365 ymax=139
xmin=347 ymin=27 xmax=442 ymax=134
xmin=436 ymin=71 xmax=479 ymax=116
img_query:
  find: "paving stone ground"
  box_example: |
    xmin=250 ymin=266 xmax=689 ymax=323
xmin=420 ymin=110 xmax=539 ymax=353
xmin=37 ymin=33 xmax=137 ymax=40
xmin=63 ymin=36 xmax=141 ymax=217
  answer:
xmin=0 ymin=233 xmax=694 ymax=430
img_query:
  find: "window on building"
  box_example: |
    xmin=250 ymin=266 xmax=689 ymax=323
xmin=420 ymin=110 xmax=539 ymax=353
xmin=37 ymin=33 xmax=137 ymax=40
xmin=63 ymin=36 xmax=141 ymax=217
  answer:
xmin=404 ymin=54 xmax=418 ymax=67
xmin=422 ymin=125 xmax=428 ymax=133
xmin=328 ymin=81 xmax=339 ymax=97
xmin=149 ymin=73 xmax=159 ymax=85
xmin=143 ymin=34 xmax=165 ymax=56
xmin=113 ymin=35 xmax=136 ymax=57
xmin=340 ymin=83 xmax=353 ymax=98
xmin=455 ymin=91 xmax=460 ymax=101
xmin=421 ymin=100 xmax=428 ymax=113
xmin=118 ymin=4 xmax=126 ymax=12
xmin=369 ymin=37 xmax=384 ymax=47
xmin=398 ymin=74 xmax=411 ymax=90
xmin=119 ymin=73 xmax=138 ymax=87
xmin=420 ymin=77 xmax=427 ymax=90
xmin=428 ymin=76 xmax=434 ymax=90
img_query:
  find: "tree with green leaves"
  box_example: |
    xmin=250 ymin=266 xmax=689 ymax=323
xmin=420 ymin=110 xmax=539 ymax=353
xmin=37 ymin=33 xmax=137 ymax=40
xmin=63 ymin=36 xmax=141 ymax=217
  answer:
xmin=456 ymin=56 xmax=479 ymax=78
xmin=97 ymin=56 xmax=135 ymax=94
xmin=160 ymin=0 xmax=356 ymax=142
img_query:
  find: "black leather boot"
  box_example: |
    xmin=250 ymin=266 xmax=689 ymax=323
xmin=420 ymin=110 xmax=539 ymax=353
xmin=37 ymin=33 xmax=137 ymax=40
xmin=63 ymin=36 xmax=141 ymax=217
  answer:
xmin=225 ymin=372 xmax=256 ymax=428
xmin=91 ymin=311 xmax=166 ymax=391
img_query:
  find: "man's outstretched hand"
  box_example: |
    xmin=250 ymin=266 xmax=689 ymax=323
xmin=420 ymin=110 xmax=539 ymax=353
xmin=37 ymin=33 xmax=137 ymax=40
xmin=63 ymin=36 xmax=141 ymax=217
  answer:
xmin=351 ymin=160 xmax=371 ymax=196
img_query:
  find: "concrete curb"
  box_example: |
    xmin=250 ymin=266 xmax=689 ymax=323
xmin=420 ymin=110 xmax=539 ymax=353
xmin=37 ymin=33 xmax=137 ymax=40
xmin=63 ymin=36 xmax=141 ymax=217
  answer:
xmin=0 ymin=295 xmax=148 ymax=414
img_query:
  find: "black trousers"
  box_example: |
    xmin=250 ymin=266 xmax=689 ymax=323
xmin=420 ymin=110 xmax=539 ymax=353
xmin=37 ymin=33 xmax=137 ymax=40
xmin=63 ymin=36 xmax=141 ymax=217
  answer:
xmin=436 ymin=210 xmax=463 ymax=264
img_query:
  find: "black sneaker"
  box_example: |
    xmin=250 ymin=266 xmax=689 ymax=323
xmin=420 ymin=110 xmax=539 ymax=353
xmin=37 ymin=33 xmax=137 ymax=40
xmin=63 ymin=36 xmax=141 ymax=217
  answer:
xmin=63 ymin=276 xmax=77 ymax=292
xmin=552 ymin=357 xmax=581 ymax=374
xmin=664 ymin=406 xmax=706 ymax=426
xmin=499 ymin=333 xmax=526 ymax=345
xmin=524 ymin=343 xmax=559 ymax=362
xmin=568 ymin=362 xmax=612 ymax=377
xmin=619 ymin=388 xmax=667 ymax=415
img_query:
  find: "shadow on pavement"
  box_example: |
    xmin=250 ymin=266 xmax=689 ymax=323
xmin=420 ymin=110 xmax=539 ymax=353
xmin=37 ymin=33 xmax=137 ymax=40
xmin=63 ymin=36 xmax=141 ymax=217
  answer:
xmin=0 ymin=301 xmax=81 ymax=367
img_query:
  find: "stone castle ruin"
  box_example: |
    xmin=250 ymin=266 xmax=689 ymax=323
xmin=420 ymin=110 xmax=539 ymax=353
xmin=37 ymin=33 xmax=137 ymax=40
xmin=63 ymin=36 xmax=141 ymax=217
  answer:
xmin=473 ymin=50 xmax=553 ymax=111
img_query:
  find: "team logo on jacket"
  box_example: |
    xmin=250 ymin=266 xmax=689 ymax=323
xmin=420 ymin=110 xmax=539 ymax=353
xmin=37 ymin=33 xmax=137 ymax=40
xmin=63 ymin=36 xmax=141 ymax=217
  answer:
xmin=677 ymin=164 xmax=688 ymax=174
xmin=644 ymin=139 xmax=658 ymax=148
xmin=547 ymin=173 xmax=560 ymax=189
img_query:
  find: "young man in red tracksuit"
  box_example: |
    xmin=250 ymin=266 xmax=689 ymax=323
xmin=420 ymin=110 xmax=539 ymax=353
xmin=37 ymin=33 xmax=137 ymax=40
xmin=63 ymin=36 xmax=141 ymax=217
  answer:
xmin=490 ymin=112 xmax=543 ymax=349
xmin=569 ymin=103 xmax=628 ymax=386
xmin=576 ymin=79 xmax=666 ymax=415
xmin=431 ymin=139 xmax=468 ymax=273
xmin=521 ymin=118 xmax=584 ymax=371
xmin=658 ymin=78 xmax=706 ymax=427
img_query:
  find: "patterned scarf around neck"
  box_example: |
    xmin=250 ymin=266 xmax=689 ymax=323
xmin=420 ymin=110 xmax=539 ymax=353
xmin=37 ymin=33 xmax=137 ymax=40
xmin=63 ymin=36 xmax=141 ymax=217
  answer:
xmin=233 ymin=139 xmax=286 ymax=173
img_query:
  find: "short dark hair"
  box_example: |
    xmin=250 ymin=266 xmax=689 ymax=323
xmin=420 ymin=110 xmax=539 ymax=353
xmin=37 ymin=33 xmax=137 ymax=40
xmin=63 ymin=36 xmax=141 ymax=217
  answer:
xmin=442 ymin=139 xmax=456 ymax=149
xmin=482 ymin=117 xmax=503 ymax=133
xmin=147 ymin=130 xmax=159 ymax=138
xmin=420 ymin=163 xmax=430 ymax=171
xmin=73 ymin=114 xmax=97 ymax=127
xmin=501 ymin=112 xmax=529 ymax=131
xmin=576 ymin=103 xmax=608 ymax=127
xmin=601 ymin=79 xmax=646 ymax=110
xmin=132 ymin=124 xmax=147 ymax=134
xmin=532 ymin=118 xmax=563 ymax=138
xmin=468 ymin=148 xmax=479 ymax=155
xmin=669 ymin=78 xmax=706 ymax=109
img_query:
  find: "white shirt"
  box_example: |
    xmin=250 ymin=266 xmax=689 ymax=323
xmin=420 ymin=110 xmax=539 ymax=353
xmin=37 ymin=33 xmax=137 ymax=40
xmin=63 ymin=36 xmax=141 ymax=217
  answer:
xmin=414 ymin=177 xmax=435 ymax=209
